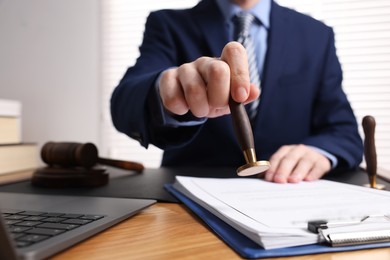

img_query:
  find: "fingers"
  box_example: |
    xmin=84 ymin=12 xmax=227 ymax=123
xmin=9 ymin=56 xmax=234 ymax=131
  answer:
xmin=177 ymin=62 xmax=209 ymax=117
xmin=159 ymin=68 xmax=189 ymax=115
xmin=247 ymin=83 xmax=261 ymax=104
xmin=159 ymin=41 xmax=259 ymax=118
xmin=195 ymin=57 xmax=230 ymax=111
xmin=265 ymin=145 xmax=331 ymax=183
xmin=159 ymin=57 xmax=232 ymax=118
xmin=221 ymin=42 xmax=251 ymax=103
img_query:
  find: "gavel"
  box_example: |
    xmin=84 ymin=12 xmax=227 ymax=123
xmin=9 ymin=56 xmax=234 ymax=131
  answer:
xmin=41 ymin=141 xmax=144 ymax=172
xmin=32 ymin=142 xmax=144 ymax=188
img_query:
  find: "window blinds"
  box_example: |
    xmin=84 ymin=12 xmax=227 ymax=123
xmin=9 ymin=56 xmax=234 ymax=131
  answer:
xmin=100 ymin=0 xmax=198 ymax=167
xmin=278 ymin=0 xmax=390 ymax=169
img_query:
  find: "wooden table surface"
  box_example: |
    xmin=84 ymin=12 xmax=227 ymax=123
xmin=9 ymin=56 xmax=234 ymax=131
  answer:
xmin=52 ymin=203 xmax=390 ymax=260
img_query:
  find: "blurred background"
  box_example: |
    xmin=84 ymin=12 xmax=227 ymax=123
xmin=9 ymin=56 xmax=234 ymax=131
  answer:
xmin=1 ymin=0 xmax=390 ymax=170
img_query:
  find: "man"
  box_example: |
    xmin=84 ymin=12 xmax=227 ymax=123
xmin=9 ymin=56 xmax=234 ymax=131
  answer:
xmin=110 ymin=0 xmax=363 ymax=183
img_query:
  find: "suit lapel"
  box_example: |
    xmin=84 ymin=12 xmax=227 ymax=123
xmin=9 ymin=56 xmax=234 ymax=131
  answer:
xmin=191 ymin=0 xmax=229 ymax=57
xmin=254 ymin=1 xmax=289 ymax=128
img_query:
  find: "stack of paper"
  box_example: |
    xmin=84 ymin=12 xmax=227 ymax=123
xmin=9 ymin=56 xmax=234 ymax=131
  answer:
xmin=173 ymin=176 xmax=390 ymax=249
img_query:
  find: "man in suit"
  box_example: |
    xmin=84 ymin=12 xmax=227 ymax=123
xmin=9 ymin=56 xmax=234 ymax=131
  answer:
xmin=110 ymin=0 xmax=363 ymax=183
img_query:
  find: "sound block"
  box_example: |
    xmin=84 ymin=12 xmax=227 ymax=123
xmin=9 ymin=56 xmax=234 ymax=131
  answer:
xmin=32 ymin=167 xmax=109 ymax=188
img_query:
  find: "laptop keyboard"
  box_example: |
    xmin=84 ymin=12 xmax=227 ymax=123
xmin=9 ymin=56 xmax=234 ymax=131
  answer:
xmin=2 ymin=209 xmax=105 ymax=248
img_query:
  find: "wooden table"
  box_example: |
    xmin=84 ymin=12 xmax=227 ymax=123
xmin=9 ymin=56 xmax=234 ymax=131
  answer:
xmin=52 ymin=203 xmax=390 ymax=260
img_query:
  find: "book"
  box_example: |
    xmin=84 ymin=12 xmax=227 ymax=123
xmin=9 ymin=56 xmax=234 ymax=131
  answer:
xmin=0 ymin=144 xmax=39 ymax=175
xmin=170 ymin=176 xmax=390 ymax=250
xmin=0 ymin=169 xmax=34 ymax=185
xmin=0 ymin=117 xmax=21 ymax=144
xmin=0 ymin=99 xmax=22 ymax=145
xmin=0 ymin=99 xmax=21 ymax=117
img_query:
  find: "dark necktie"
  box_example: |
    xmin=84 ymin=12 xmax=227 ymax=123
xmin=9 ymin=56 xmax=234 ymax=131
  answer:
xmin=235 ymin=12 xmax=261 ymax=120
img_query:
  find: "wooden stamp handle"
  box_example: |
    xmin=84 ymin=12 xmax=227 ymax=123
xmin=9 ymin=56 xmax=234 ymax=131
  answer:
xmin=229 ymin=98 xmax=254 ymax=152
xmin=362 ymin=115 xmax=377 ymax=188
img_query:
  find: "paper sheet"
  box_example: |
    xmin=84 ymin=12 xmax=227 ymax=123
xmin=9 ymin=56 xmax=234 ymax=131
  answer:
xmin=173 ymin=176 xmax=390 ymax=249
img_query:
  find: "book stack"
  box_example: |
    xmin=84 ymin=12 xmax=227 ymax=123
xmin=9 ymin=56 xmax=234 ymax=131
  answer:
xmin=0 ymin=99 xmax=39 ymax=184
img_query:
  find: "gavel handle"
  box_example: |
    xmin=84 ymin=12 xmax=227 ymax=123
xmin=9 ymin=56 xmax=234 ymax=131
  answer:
xmin=362 ymin=115 xmax=377 ymax=188
xmin=97 ymin=157 xmax=144 ymax=172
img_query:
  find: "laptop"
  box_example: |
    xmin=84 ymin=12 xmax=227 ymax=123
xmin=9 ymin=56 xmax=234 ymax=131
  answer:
xmin=0 ymin=192 xmax=156 ymax=260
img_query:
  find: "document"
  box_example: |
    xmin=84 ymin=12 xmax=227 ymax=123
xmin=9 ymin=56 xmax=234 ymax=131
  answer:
xmin=173 ymin=176 xmax=390 ymax=249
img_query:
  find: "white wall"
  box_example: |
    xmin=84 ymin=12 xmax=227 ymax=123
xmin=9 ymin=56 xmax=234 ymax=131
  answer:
xmin=0 ymin=0 xmax=101 ymax=164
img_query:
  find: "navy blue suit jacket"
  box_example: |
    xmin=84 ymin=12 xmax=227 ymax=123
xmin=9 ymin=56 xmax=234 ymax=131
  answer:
xmin=111 ymin=0 xmax=363 ymax=171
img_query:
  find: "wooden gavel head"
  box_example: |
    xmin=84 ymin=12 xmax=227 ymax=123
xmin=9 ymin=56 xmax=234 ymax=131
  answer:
xmin=41 ymin=142 xmax=99 ymax=168
xmin=33 ymin=142 xmax=107 ymax=188
xmin=33 ymin=141 xmax=144 ymax=188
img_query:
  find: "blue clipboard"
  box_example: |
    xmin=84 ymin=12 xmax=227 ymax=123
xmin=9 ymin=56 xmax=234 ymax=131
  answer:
xmin=165 ymin=184 xmax=390 ymax=259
